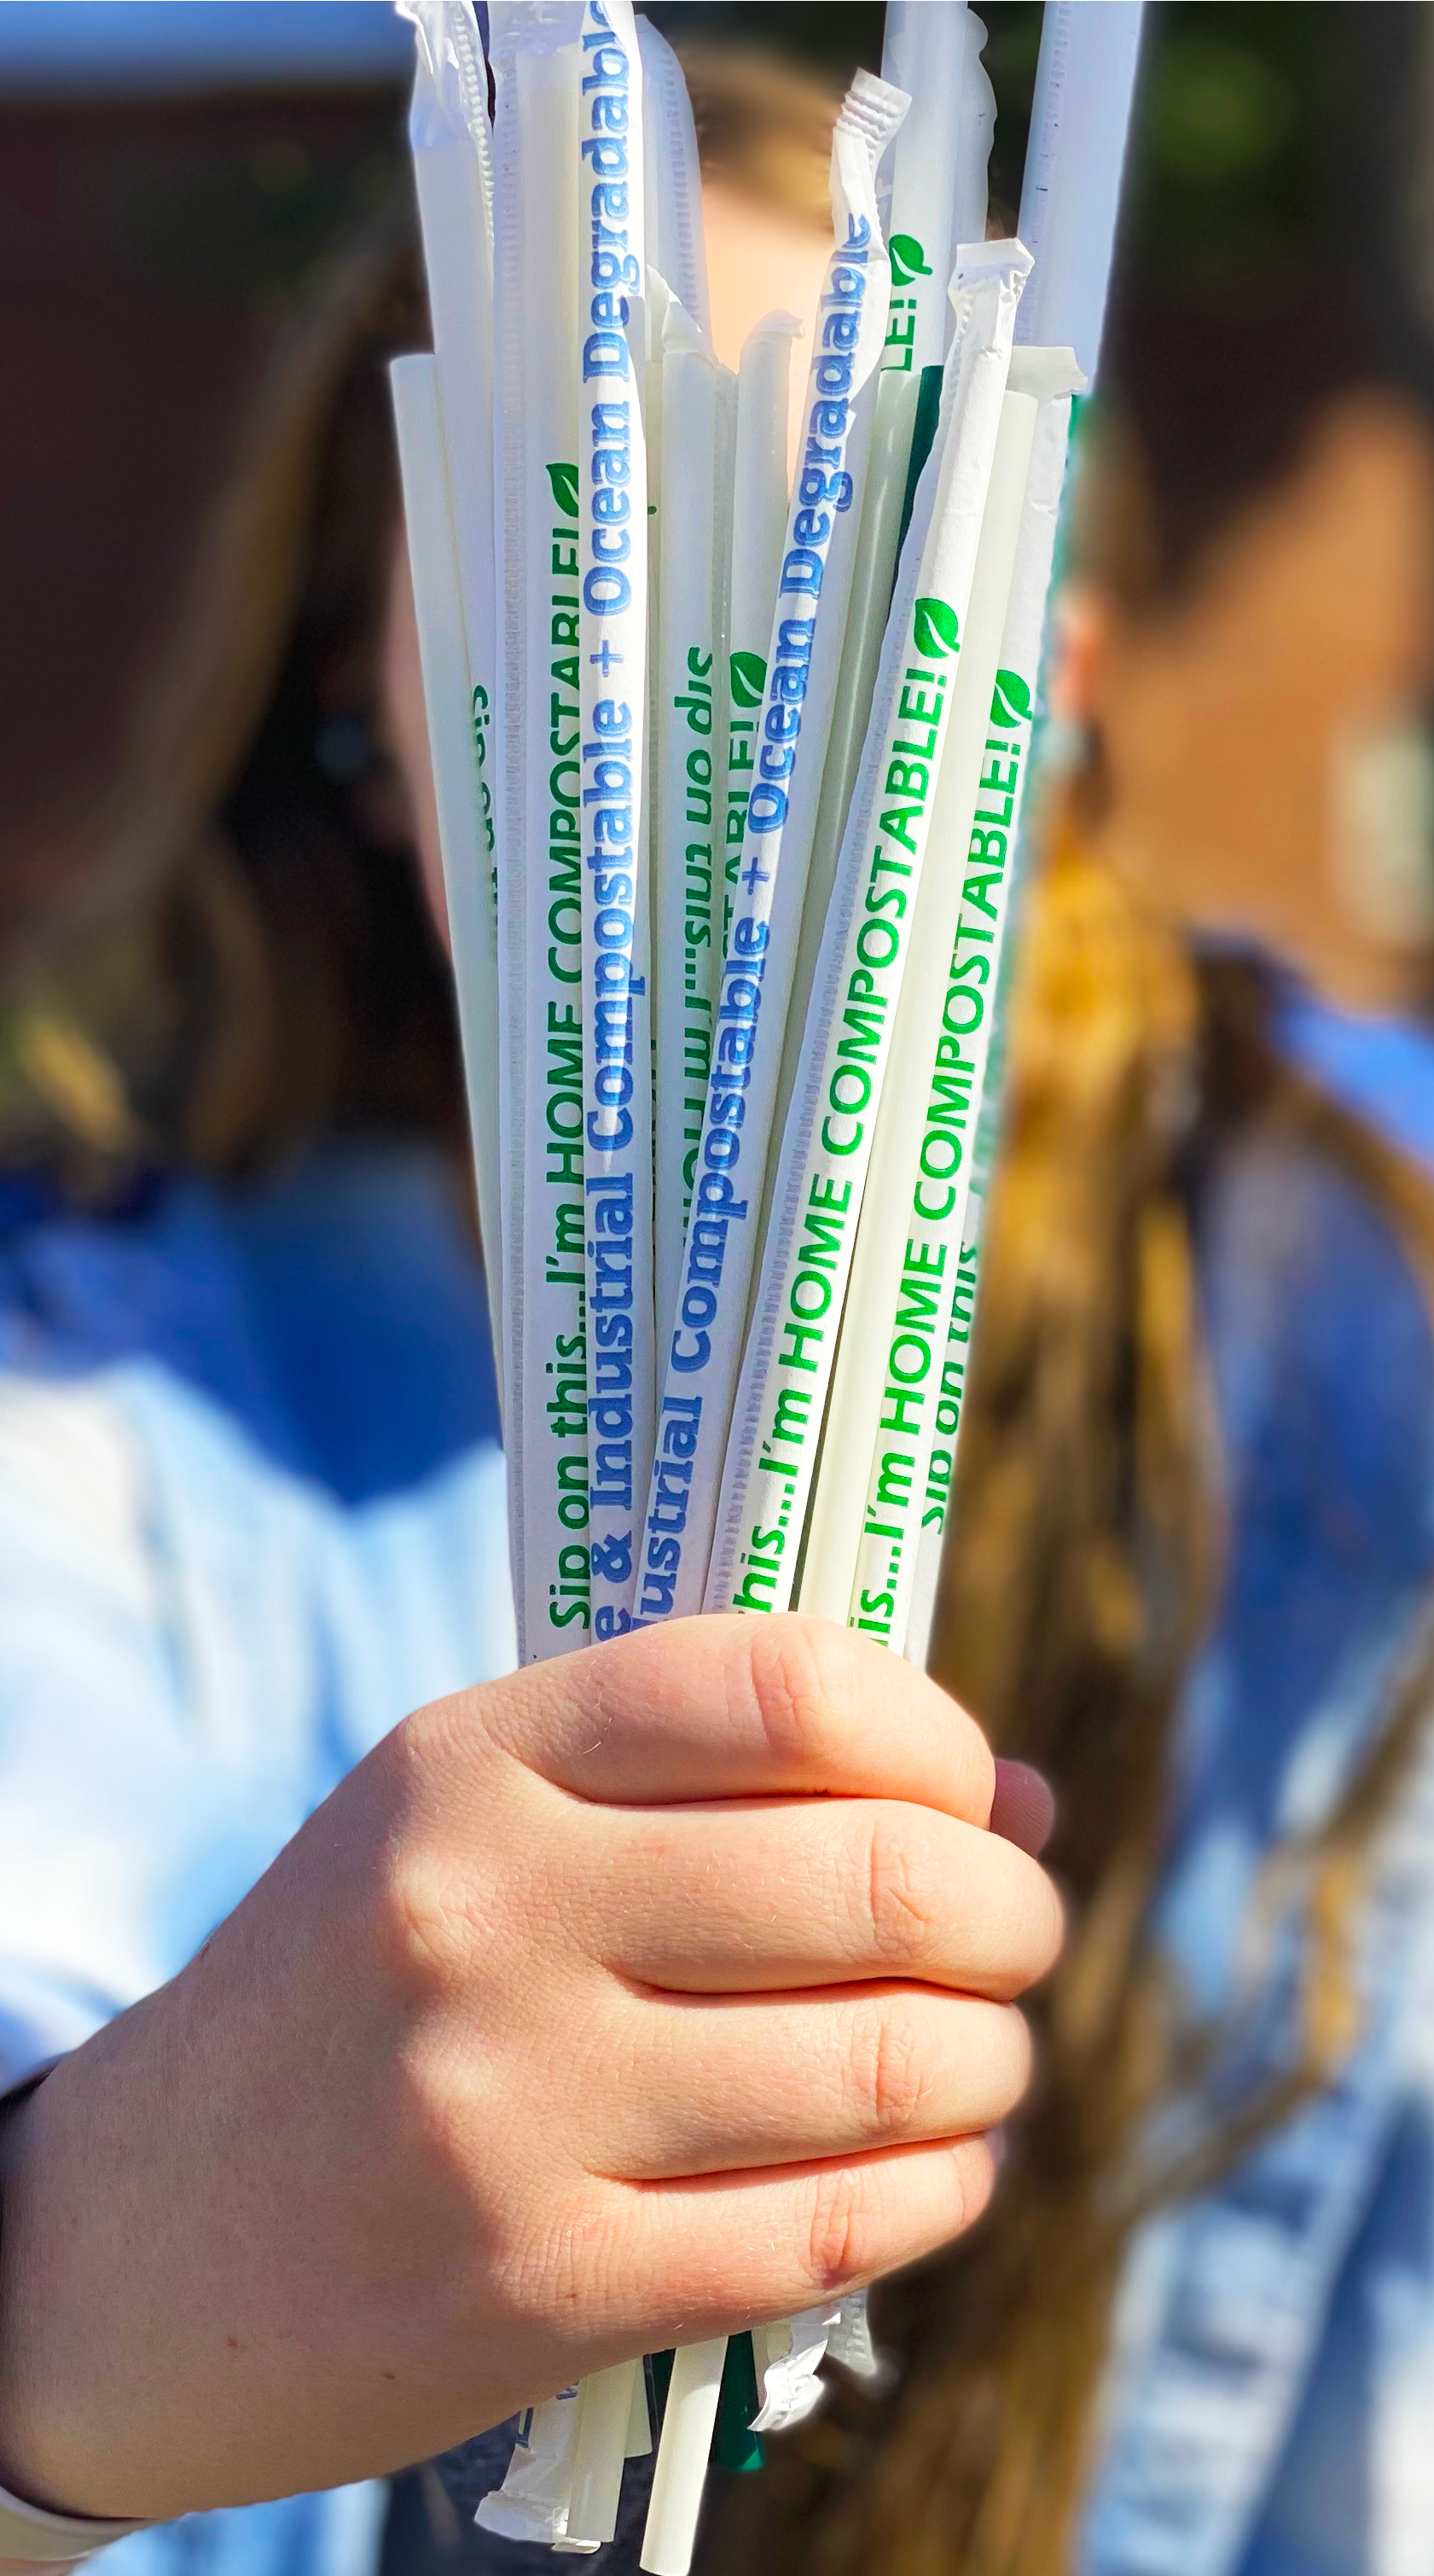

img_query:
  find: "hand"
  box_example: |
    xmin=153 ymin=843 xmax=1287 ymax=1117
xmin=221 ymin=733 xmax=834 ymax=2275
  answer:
xmin=0 ymin=1615 xmax=1060 ymax=2522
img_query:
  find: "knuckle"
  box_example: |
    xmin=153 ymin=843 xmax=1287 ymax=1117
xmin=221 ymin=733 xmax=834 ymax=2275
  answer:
xmin=862 ymin=1806 xmax=940 ymax=1968
xmin=990 ymin=1851 xmax=1066 ymax=1997
xmin=845 ymin=1996 xmax=932 ymax=2141
xmin=743 ymin=1614 xmax=856 ymax=1771
xmin=986 ymin=2003 xmax=1036 ymax=2120
xmin=374 ymin=1841 xmax=476 ymax=2003
xmin=803 ymin=2160 xmax=887 ymax=2296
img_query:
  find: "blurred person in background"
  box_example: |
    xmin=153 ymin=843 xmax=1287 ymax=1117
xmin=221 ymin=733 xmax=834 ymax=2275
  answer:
xmin=720 ymin=9 xmax=1434 ymax=2576
xmin=0 ymin=21 xmax=1021 ymax=2576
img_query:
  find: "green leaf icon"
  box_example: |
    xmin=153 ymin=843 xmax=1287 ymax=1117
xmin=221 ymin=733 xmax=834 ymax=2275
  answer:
xmin=990 ymin=668 xmax=1032 ymax=727
xmin=729 ymin=650 xmax=767 ymax=710
xmin=889 ymin=232 xmax=932 ymax=288
xmin=547 ymin=461 xmax=579 ymax=517
xmin=913 ymin=596 xmax=960 ymax=660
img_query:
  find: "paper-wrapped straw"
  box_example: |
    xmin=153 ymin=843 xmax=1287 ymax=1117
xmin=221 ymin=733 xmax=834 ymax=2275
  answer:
xmin=718 ymin=311 xmax=802 ymax=960
xmin=706 ymin=240 xmax=1030 ymax=1619
xmin=398 ymin=0 xmax=503 ymax=1350
xmin=574 ymin=0 xmax=654 ymax=1641
xmin=389 ymin=355 xmax=504 ymax=1361
xmin=651 ymin=299 xmax=735 ymax=1343
xmin=633 ymin=73 xmax=906 ymax=1631
xmin=822 ymin=351 xmax=1082 ymax=1652
xmin=765 ymin=7 xmax=995 ymax=1244
xmin=796 ymin=378 xmax=1039 ymax=1629
xmin=490 ymin=3 xmax=589 ymax=1663
xmin=903 ymin=1187 xmax=982 ymax=1672
xmin=395 ymin=0 xmax=1145 ymax=2549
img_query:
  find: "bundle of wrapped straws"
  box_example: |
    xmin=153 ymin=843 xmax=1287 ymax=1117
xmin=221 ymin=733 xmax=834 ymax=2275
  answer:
xmin=390 ymin=1 xmax=1141 ymax=2563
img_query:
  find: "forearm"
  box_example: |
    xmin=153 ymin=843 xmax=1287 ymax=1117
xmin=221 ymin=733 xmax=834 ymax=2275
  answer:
xmin=0 ymin=2065 xmax=152 ymax=2565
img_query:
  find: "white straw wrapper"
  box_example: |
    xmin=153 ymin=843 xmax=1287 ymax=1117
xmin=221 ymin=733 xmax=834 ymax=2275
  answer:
xmin=777 ymin=7 xmax=995 ymax=1183
xmin=574 ymin=0 xmax=654 ymax=1639
xmin=719 ymin=311 xmax=802 ymax=959
xmin=652 ymin=298 xmax=735 ymax=1343
xmin=903 ymin=1185 xmax=983 ymax=1672
xmin=839 ymin=349 xmax=1081 ymax=1650
xmin=398 ymin=1 xmax=503 ymax=1341
xmin=389 ymin=353 xmax=504 ymax=1368
xmin=637 ymin=15 xmax=710 ymax=340
xmin=1015 ymin=0 xmax=1144 ymax=381
xmin=491 ymin=1 xmax=588 ymax=1661
xmin=880 ymin=3 xmax=993 ymax=375
xmin=797 ymin=379 xmax=1039 ymax=1631
xmin=632 ymin=72 xmax=907 ymax=1631
xmin=401 ymin=0 xmax=500 ymax=814
xmin=706 ymin=240 xmax=1031 ymax=1619
xmin=477 ymin=2389 xmax=584 ymax=2546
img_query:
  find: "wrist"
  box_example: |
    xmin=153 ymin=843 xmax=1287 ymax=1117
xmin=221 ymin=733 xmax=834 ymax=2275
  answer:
xmin=0 ymin=2032 xmax=159 ymax=2525
xmin=0 ymin=2065 xmax=153 ymax=2558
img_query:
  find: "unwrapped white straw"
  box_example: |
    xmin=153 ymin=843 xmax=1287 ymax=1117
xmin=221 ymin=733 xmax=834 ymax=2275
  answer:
xmin=640 ymin=2339 xmax=727 ymax=2576
xmin=562 ymin=2358 xmax=642 ymax=2550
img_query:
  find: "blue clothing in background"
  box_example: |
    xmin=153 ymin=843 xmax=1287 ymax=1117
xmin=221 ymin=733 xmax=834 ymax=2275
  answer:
xmin=9 ymin=991 xmax=1434 ymax=2576
xmin=1085 ymin=991 xmax=1434 ymax=2576
xmin=0 ymin=1142 xmax=514 ymax=2576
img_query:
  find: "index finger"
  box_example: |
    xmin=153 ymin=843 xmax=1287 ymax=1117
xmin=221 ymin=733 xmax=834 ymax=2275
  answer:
xmin=489 ymin=1614 xmax=998 ymax=1828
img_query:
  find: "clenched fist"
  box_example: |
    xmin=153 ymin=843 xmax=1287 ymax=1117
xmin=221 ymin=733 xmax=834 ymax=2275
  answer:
xmin=0 ymin=1616 xmax=1060 ymax=2524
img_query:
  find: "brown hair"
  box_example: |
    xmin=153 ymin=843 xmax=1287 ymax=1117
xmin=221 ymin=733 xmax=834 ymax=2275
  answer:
xmin=706 ymin=235 xmax=1434 ymax=2556
xmin=0 ymin=220 xmax=458 ymax=1201
xmin=0 ymin=50 xmax=841 ymax=1207
xmin=717 ymin=805 xmax=1434 ymax=2576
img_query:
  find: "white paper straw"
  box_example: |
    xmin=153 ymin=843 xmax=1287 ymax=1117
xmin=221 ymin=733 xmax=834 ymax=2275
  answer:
xmin=562 ymin=2358 xmax=641 ymax=2549
xmin=632 ymin=73 xmax=906 ymax=1631
xmin=388 ymin=354 xmax=504 ymax=1370
xmin=797 ymin=382 xmax=1038 ymax=1628
xmin=491 ymin=4 xmax=587 ymax=1663
xmin=705 ymin=240 xmax=1031 ymax=1620
xmin=625 ymin=2362 xmax=653 ymax=2457
xmin=640 ymin=2338 xmax=727 ymax=2576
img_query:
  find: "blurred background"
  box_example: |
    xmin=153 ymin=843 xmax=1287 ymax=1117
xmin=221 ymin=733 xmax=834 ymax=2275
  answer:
xmin=0 ymin=0 xmax=1355 ymax=954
